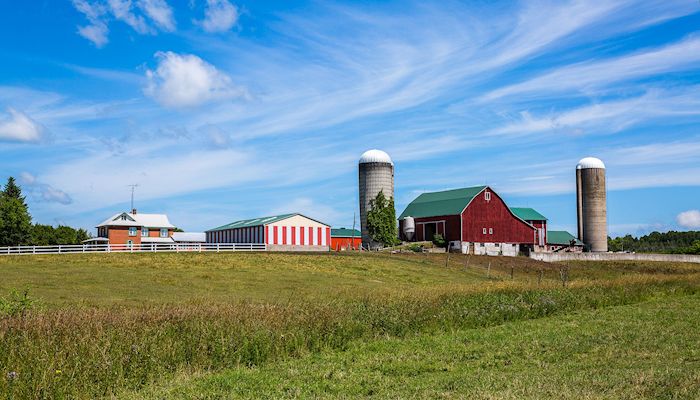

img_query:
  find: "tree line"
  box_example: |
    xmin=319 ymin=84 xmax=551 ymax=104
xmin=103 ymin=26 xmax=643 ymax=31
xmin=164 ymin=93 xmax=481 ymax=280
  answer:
xmin=0 ymin=177 xmax=90 ymax=246
xmin=608 ymin=231 xmax=700 ymax=255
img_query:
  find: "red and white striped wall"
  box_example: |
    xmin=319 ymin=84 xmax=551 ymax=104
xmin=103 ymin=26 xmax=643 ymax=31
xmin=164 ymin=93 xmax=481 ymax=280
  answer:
xmin=264 ymin=214 xmax=330 ymax=247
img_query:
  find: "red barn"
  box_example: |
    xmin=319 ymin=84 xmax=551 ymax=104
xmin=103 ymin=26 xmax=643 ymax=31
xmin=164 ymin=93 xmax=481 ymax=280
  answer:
xmin=398 ymin=186 xmax=538 ymax=255
xmin=509 ymin=207 xmax=547 ymax=248
xmin=330 ymin=228 xmax=361 ymax=251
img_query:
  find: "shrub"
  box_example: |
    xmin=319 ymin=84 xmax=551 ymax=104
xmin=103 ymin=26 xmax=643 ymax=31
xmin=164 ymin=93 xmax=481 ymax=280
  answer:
xmin=432 ymin=234 xmax=446 ymax=248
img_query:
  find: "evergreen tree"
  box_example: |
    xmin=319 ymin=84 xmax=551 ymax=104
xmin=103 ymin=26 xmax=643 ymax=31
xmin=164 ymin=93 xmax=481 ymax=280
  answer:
xmin=0 ymin=177 xmax=32 ymax=246
xmin=366 ymin=190 xmax=399 ymax=247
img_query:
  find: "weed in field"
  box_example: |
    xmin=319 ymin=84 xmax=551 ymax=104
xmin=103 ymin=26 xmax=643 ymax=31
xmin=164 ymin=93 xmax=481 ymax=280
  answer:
xmin=0 ymin=288 xmax=35 ymax=318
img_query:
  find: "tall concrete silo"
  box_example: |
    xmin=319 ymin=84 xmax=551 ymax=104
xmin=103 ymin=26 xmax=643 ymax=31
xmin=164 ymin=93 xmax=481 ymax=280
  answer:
xmin=359 ymin=149 xmax=394 ymax=248
xmin=576 ymin=157 xmax=607 ymax=252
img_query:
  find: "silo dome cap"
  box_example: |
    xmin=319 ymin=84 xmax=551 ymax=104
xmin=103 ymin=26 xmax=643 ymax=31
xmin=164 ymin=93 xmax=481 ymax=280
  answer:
xmin=577 ymin=157 xmax=605 ymax=169
xmin=359 ymin=149 xmax=393 ymax=165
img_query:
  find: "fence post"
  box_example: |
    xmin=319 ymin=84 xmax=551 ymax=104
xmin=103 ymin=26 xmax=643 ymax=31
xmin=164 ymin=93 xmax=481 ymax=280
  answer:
xmin=445 ymin=252 xmax=450 ymax=267
xmin=538 ymin=269 xmax=543 ymax=285
xmin=58 ymin=245 xmax=62 ymax=254
xmin=487 ymin=262 xmax=491 ymax=278
xmin=217 ymin=243 xmax=220 ymax=253
xmin=510 ymin=266 xmax=514 ymax=280
xmin=33 ymin=246 xmax=36 ymax=255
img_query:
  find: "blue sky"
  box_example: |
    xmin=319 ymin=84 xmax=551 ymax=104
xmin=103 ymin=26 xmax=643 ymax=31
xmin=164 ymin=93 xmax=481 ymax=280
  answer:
xmin=1 ymin=0 xmax=700 ymax=237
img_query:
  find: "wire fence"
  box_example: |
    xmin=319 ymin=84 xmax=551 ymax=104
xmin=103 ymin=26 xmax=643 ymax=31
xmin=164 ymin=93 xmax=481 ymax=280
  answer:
xmin=0 ymin=243 xmax=267 ymax=256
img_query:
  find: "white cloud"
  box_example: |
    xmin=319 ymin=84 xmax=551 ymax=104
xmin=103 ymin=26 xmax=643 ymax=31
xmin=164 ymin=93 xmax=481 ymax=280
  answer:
xmin=19 ymin=172 xmax=73 ymax=205
xmin=139 ymin=0 xmax=176 ymax=32
xmin=108 ymin=0 xmax=151 ymax=33
xmin=677 ymin=210 xmax=700 ymax=229
xmin=0 ymin=108 xmax=44 ymax=142
xmin=72 ymin=0 xmax=176 ymax=46
xmin=144 ymin=51 xmax=246 ymax=108
xmin=73 ymin=0 xmax=110 ymax=47
xmin=198 ymin=0 xmax=238 ymax=33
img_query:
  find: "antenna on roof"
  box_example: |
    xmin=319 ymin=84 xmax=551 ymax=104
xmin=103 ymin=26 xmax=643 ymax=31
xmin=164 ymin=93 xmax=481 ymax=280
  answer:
xmin=128 ymin=184 xmax=139 ymax=212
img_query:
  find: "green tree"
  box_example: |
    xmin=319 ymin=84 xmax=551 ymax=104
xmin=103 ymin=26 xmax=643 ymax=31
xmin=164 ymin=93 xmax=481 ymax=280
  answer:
xmin=0 ymin=177 xmax=33 ymax=246
xmin=31 ymin=224 xmax=56 ymax=246
xmin=366 ymin=190 xmax=399 ymax=247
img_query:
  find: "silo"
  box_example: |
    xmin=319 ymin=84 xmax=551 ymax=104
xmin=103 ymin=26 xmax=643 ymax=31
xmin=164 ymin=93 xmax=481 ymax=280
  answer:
xmin=402 ymin=216 xmax=415 ymax=241
xmin=358 ymin=149 xmax=394 ymax=248
xmin=576 ymin=157 xmax=607 ymax=252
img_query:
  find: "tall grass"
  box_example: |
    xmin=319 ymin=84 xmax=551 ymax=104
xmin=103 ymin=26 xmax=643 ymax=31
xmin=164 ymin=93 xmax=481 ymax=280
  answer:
xmin=2 ymin=274 xmax=698 ymax=399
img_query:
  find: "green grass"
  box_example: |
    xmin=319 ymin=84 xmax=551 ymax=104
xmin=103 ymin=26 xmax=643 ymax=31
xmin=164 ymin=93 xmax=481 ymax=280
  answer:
xmin=128 ymin=293 xmax=700 ymax=399
xmin=1 ymin=252 xmax=699 ymax=398
xmin=0 ymin=252 xmax=497 ymax=307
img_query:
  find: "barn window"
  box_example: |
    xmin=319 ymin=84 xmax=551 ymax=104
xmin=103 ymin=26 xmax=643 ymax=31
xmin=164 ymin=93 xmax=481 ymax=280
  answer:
xmin=489 ymin=228 xmax=493 ymax=234
xmin=141 ymin=228 xmax=149 ymax=237
xmin=485 ymin=191 xmax=491 ymax=201
xmin=483 ymin=228 xmax=487 ymax=234
xmin=128 ymin=227 xmax=137 ymax=236
xmin=160 ymin=228 xmax=168 ymax=238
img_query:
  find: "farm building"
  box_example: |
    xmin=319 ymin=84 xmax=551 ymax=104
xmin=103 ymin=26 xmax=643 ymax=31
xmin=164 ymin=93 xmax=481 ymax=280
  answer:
xmin=510 ymin=207 xmax=547 ymax=248
xmin=547 ymin=231 xmax=584 ymax=253
xmin=94 ymin=209 xmax=176 ymax=246
xmin=206 ymin=213 xmax=330 ymax=252
xmin=330 ymin=228 xmax=361 ymax=251
xmin=398 ymin=186 xmax=540 ymax=256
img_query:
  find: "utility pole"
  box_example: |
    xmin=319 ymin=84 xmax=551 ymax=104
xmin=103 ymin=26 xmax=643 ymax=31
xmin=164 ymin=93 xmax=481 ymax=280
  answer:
xmin=351 ymin=212 xmax=357 ymax=251
xmin=128 ymin=184 xmax=139 ymax=211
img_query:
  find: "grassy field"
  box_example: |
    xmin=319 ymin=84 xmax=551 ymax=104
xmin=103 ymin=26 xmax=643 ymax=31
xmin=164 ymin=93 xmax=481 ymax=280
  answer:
xmin=129 ymin=294 xmax=700 ymax=399
xmin=1 ymin=252 xmax=699 ymax=398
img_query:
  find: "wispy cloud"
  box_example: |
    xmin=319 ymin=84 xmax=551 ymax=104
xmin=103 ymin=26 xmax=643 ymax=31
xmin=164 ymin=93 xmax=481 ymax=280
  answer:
xmin=483 ymin=36 xmax=700 ymax=101
xmin=19 ymin=172 xmax=73 ymax=205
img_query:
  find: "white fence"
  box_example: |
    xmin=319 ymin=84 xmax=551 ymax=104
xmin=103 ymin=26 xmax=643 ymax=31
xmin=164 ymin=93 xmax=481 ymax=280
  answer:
xmin=0 ymin=243 xmax=267 ymax=256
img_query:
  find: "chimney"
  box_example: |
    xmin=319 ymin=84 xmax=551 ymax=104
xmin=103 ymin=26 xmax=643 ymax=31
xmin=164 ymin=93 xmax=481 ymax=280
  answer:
xmin=131 ymin=208 xmax=137 ymax=215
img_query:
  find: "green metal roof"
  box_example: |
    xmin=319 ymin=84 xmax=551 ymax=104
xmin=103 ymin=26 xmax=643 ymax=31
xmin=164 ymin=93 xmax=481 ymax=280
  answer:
xmin=510 ymin=207 xmax=547 ymax=221
xmin=547 ymin=231 xmax=584 ymax=246
xmin=207 ymin=213 xmax=297 ymax=232
xmin=398 ymin=186 xmax=487 ymax=219
xmin=331 ymin=228 xmax=361 ymax=238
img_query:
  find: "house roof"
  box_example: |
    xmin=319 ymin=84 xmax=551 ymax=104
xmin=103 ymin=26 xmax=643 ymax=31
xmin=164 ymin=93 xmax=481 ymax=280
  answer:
xmin=172 ymin=232 xmax=206 ymax=242
xmin=207 ymin=213 xmax=329 ymax=232
xmin=547 ymin=231 xmax=584 ymax=246
xmin=398 ymin=186 xmax=487 ymax=219
xmin=510 ymin=207 xmax=547 ymax=221
xmin=331 ymin=228 xmax=361 ymax=238
xmin=96 ymin=212 xmax=175 ymax=228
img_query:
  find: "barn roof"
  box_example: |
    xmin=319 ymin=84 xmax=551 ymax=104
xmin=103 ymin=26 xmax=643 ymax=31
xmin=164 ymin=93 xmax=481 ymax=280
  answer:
xmin=331 ymin=228 xmax=361 ymax=238
xmin=207 ymin=213 xmax=329 ymax=232
xmin=510 ymin=207 xmax=547 ymax=221
xmin=547 ymin=230 xmax=584 ymax=246
xmin=398 ymin=186 xmax=487 ymax=219
xmin=207 ymin=213 xmax=296 ymax=231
